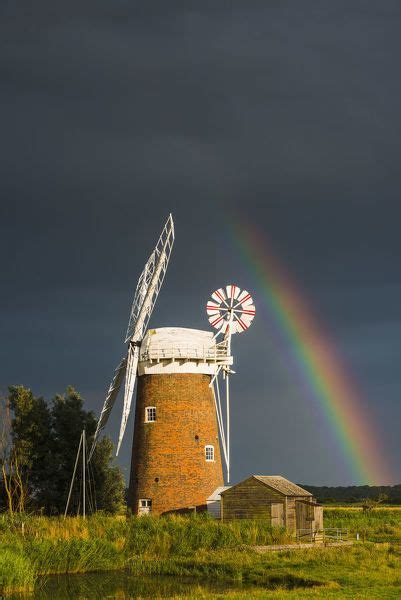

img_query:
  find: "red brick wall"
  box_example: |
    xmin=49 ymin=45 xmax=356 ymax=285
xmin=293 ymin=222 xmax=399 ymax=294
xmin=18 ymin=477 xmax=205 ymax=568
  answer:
xmin=127 ymin=373 xmax=224 ymax=515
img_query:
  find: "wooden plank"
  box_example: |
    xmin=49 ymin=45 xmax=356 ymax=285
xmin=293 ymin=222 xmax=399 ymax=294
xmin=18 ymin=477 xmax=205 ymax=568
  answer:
xmin=222 ymin=477 xmax=283 ymax=521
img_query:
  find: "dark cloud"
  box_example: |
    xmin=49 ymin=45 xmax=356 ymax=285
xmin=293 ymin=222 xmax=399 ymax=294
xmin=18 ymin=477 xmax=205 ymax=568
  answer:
xmin=1 ymin=1 xmax=401 ymax=485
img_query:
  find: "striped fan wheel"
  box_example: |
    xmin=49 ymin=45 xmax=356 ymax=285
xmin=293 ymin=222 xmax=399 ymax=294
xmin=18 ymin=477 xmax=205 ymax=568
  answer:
xmin=206 ymin=285 xmax=255 ymax=334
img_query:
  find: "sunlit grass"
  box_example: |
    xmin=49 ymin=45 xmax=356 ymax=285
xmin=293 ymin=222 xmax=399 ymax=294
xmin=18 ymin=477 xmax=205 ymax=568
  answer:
xmin=324 ymin=508 xmax=401 ymax=541
xmin=1 ymin=509 xmax=401 ymax=597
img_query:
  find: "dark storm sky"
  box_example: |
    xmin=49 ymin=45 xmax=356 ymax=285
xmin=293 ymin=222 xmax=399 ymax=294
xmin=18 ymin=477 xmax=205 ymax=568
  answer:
xmin=1 ymin=1 xmax=401 ymax=486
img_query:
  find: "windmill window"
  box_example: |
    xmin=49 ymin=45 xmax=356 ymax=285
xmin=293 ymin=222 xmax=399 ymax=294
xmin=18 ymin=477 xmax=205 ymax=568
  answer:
xmin=145 ymin=407 xmax=156 ymax=422
xmin=205 ymin=445 xmax=214 ymax=462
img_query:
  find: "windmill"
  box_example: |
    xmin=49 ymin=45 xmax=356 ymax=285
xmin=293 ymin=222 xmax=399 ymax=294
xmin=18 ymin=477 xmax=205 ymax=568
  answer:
xmin=88 ymin=213 xmax=175 ymax=461
xmin=86 ymin=215 xmax=255 ymax=516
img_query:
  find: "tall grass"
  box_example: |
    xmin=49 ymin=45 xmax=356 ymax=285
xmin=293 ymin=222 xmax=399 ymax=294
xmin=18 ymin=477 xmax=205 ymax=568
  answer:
xmin=0 ymin=547 xmax=36 ymax=594
xmin=324 ymin=507 xmax=401 ymax=540
xmin=2 ymin=509 xmax=401 ymax=596
xmin=0 ymin=513 xmax=291 ymax=593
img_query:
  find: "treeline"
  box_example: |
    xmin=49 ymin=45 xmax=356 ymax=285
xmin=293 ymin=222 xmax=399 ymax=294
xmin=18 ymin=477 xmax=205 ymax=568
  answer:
xmin=302 ymin=484 xmax=401 ymax=504
xmin=0 ymin=385 xmax=125 ymax=515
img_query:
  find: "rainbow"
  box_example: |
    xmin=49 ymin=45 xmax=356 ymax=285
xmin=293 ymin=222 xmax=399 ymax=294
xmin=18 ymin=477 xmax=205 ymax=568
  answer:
xmin=227 ymin=214 xmax=392 ymax=486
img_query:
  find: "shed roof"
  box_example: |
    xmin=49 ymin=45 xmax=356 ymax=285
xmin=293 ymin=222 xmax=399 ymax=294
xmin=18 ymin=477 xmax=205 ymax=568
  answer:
xmin=220 ymin=476 xmax=312 ymax=498
xmin=253 ymin=476 xmax=312 ymax=497
xmin=207 ymin=486 xmax=231 ymax=502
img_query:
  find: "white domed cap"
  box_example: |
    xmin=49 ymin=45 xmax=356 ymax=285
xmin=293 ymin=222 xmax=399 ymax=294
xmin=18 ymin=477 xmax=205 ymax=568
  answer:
xmin=138 ymin=327 xmax=232 ymax=376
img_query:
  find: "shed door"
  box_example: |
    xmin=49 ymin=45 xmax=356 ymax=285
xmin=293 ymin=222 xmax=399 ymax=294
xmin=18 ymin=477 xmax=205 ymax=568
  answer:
xmin=296 ymin=501 xmax=320 ymax=532
xmin=271 ymin=503 xmax=284 ymax=527
xmin=314 ymin=506 xmax=323 ymax=530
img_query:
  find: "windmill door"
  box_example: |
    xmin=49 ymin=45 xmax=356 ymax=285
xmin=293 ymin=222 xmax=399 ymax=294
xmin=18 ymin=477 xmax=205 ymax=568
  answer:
xmin=139 ymin=499 xmax=152 ymax=515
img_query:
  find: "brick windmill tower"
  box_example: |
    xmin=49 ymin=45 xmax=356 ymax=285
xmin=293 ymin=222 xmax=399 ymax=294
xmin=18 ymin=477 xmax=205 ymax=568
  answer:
xmin=89 ymin=215 xmax=255 ymax=515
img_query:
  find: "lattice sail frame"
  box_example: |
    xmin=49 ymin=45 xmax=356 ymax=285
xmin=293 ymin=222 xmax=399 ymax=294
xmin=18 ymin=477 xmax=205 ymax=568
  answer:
xmin=125 ymin=214 xmax=175 ymax=343
xmin=88 ymin=357 xmax=127 ymax=461
xmin=89 ymin=214 xmax=175 ymax=460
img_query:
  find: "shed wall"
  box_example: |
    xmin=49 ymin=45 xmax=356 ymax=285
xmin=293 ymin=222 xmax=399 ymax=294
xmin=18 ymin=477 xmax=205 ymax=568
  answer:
xmin=221 ymin=477 xmax=282 ymax=521
xmin=206 ymin=500 xmax=221 ymax=519
xmin=221 ymin=477 xmax=316 ymax=533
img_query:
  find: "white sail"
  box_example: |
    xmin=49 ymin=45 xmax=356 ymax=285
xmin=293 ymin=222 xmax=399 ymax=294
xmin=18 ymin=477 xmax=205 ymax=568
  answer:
xmin=90 ymin=214 xmax=175 ymax=458
xmin=88 ymin=357 xmax=127 ymax=461
xmin=116 ymin=246 xmax=171 ymax=452
xmin=125 ymin=214 xmax=174 ymax=343
xmin=116 ymin=344 xmax=139 ymax=455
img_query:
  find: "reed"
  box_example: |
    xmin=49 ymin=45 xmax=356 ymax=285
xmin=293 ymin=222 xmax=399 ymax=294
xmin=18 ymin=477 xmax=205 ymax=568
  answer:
xmin=0 ymin=547 xmax=36 ymax=594
xmin=0 ymin=513 xmax=290 ymax=593
xmin=1 ymin=509 xmax=401 ymax=596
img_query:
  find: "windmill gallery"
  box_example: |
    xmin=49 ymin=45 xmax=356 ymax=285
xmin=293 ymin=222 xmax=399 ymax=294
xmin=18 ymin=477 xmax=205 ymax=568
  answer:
xmin=85 ymin=214 xmax=322 ymax=533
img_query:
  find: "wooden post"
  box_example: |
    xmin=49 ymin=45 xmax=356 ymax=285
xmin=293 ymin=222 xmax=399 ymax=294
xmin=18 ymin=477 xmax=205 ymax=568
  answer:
xmin=82 ymin=429 xmax=86 ymax=519
xmin=284 ymin=496 xmax=288 ymax=530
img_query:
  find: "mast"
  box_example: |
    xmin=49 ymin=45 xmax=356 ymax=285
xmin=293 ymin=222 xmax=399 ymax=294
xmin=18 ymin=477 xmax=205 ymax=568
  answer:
xmin=64 ymin=429 xmax=88 ymax=518
xmin=82 ymin=429 xmax=86 ymax=518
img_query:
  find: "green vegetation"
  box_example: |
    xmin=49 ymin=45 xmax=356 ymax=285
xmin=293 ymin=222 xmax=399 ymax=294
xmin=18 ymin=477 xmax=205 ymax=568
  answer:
xmin=1 ymin=510 xmax=401 ymax=597
xmin=0 ymin=513 xmax=291 ymax=594
xmin=2 ymin=386 xmax=401 ymax=597
xmin=304 ymin=483 xmax=401 ymax=504
xmin=325 ymin=506 xmax=401 ymax=542
xmin=0 ymin=386 xmax=125 ymax=515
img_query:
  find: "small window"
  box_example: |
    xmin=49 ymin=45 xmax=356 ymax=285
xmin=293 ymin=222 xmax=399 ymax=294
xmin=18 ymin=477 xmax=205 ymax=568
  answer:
xmin=205 ymin=445 xmax=214 ymax=462
xmin=140 ymin=499 xmax=152 ymax=508
xmin=145 ymin=406 xmax=156 ymax=422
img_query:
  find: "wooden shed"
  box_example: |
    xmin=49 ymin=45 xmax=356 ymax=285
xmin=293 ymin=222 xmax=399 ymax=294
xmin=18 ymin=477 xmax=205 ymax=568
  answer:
xmin=206 ymin=486 xmax=231 ymax=519
xmin=220 ymin=475 xmax=323 ymax=534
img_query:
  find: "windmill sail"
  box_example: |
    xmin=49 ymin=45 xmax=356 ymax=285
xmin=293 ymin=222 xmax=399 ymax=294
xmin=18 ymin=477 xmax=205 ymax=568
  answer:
xmin=116 ymin=344 xmax=139 ymax=455
xmin=125 ymin=214 xmax=174 ymax=343
xmin=88 ymin=357 xmax=127 ymax=461
xmin=116 ymin=247 xmax=172 ymax=453
xmin=90 ymin=214 xmax=175 ymax=460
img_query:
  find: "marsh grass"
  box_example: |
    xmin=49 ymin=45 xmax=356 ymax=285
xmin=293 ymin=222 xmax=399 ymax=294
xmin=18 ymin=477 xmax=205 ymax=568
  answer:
xmin=1 ymin=509 xmax=401 ymax=597
xmin=0 ymin=548 xmax=36 ymax=594
xmin=324 ymin=507 xmax=401 ymax=541
xmin=0 ymin=513 xmax=290 ymax=593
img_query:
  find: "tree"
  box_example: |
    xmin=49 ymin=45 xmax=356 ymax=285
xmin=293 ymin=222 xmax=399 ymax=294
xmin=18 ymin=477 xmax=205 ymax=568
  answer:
xmin=89 ymin=436 xmax=125 ymax=514
xmin=362 ymin=493 xmax=388 ymax=513
xmin=0 ymin=396 xmax=23 ymax=514
xmin=48 ymin=387 xmax=97 ymax=514
xmin=2 ymin=385 xmax=125 ymax=515
xmin=6 ymin=386 xmax=52 ymax=512
xmin=50 ymin=387 xmax=125 ymax=515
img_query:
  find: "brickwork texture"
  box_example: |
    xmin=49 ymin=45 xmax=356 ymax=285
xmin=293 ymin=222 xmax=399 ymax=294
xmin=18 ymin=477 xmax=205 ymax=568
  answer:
xmin=127 ymin=373 xmax=224 ymax=515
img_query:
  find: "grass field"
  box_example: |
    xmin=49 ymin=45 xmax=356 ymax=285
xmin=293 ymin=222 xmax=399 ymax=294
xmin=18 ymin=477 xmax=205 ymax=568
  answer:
xmin=324 ymin=506 xmax=401 ymax=542
xmin=1 ymin=508 xmax=401 ymax=598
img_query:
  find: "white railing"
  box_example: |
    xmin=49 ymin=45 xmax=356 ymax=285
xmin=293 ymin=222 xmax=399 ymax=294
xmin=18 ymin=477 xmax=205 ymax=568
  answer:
xmin=296 ymin=528 xmax=349 ymax=543
xmin=141 ymin=342 xmax=232 ymax=364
